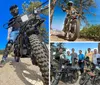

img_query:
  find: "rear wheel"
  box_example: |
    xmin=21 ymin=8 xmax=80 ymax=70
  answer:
xmin=29 ymin=34 xmax=49 ymax=85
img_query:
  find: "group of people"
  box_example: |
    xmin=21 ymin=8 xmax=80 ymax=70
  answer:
xmin=54 ymin=47 xmax=100 ymax=74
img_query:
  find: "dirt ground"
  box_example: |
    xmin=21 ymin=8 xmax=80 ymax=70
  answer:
xmin=50 ymin=35 xmax=94 ymax=42
xmin=0 ymin=55 xmax=44 ymax=85
xmin=50 ymin=30 xmax=95 ymax=42
xmin=58 ymin=76 xmax=80 ymax=85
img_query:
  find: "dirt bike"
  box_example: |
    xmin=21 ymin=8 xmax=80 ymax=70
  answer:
xmin=3 ymin=2 xmax=49 ymax=85
xmin=64 ymin=12 xmax=80 ymax=41
xmin=51 ymin=58 xmax=79 ymax=85
xmin=79 ymin=58 xmax=100 ymax=85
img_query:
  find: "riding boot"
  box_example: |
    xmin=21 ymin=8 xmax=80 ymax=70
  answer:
xmin=0 ymin=40 xmax=13 ymax=67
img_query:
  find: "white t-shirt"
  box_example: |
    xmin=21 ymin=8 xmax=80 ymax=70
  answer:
xmin=93 ymin=54 xmax=100 ymax=65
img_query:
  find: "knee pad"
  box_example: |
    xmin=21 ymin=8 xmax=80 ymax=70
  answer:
xmin=7 ymin=40 xmax=13 ymax=49
xmin=8 ymin=40 xmax=13 ymax=45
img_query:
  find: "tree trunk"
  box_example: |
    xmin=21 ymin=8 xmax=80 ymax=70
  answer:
xmin=79 ymin=0 xmax=82 ymax=23
xmin=98 ymin=43 xmax=100 ymax=53
xmin=50 ymin=0 xmax=57 ymax=29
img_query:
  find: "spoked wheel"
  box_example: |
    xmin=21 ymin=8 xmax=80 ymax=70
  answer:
xmin=51 ymin=72 xmax=61 ymax=85
xmin=79 ymin=73 xmax=90 ymax=85
xmin=71 ymin=71 xmax=79 ymax=83
xmin=79 ymin=73 xmax=86 ymax=85
xmin=95 ymin=78 xmax=100 ymax=85
xmin=64 ymin=20 xmax=80 ymax=41
xmin=68 ymin=71 xmax=79 ymax=84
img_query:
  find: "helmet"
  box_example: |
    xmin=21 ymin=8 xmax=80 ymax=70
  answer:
xmin=9 ymin=5 xmax=19 ymax=16
xmin=68 ymin=1 xmax=73 ymax=6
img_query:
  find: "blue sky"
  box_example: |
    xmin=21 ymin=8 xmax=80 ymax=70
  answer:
xmin=0 ymin=0 xmax=49 ymax=50
xmin=54 ymin=43 xmax=98 ymax=55
xmin=52 ymin=0 xmax=100 ymax=30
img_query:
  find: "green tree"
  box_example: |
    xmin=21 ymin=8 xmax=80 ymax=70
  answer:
xmin=74 ymin=0 xmax=96 ymax=25
xmin=22 ymin=0 xmax=49 ymax=43
xmin=50 ymin=0 xmax=96 ymax=29
xmin=50 ymin=0 xmax=57 ymax=29
xmin=80 ymin=25 xmax=100 ymax=40
xmin=56 ymin=43 xmax=66 ymax=51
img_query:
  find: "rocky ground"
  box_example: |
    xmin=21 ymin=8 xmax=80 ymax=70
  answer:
xmin=0 ymin=55 xmax=44 ymax=85
xmin=50 ymin=30 xmax=94 ymax=42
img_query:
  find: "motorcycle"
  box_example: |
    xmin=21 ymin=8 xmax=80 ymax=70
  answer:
xmin=64 ymin=11 xmax=80 ymax=41
xmin=79 ymin=58 xmax=100 ymax=85
xmin=3 ymin=2 xmax=49 ymax=85
xmin=51 ymin=58 xmax=79 ymax=85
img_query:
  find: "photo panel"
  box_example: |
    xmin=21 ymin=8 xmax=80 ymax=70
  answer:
xmin=50 ymin=42 xmax=100 ymax=85
xmin=50 ymin=0 xmax=100 ymax=42
xmin=0 ymin=0 xmax=49 ymax=85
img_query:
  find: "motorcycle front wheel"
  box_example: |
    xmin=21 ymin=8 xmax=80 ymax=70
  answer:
xmin=51 ymin=73 xmax=61 ymax=85
xmin=64 ymin=20 xmax=80 ymax=41
xmin=68 ymin=71 xmax=79 ymax=84
xmin=29 ymin=34 xmax=49 ymax=85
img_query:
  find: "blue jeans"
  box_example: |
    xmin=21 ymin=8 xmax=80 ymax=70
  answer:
xmin=78 ymin=60 xmax=84 ymax=74
xmin=10 ymin=31 xmax=19 ymax=42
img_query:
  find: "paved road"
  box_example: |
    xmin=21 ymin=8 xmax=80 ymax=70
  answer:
xmin=0 ymin=55 xmax=44 ymax=85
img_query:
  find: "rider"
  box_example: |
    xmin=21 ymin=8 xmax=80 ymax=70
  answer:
xmin=84 ymin=57 xmax=96 ymax=77
xmin=0 ymin=5 xmax=20 ymax=67
xmin=62 ymin=1 xmax=77 ymax=32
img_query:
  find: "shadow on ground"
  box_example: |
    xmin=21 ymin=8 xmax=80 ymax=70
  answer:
xmin=4 ymin=57 xmax=44 ymax=85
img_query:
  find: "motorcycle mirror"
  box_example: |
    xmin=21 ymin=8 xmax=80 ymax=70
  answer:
xmin=3 ymin=23 xmax=9 ymax=29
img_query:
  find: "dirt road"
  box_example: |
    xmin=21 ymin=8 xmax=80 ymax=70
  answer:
xmin=0 ymin=55 xmax=44 ymax=85
xmin=50 ymin=35 xmax=94 ymax=42
xmin=50 ymin=30 xmax=94 ymax=42
xmin=58 ymin=76 xmax=80 ymax=85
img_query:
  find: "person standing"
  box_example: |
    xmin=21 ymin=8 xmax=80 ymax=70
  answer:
xmin=86 ymin=48 xmax=93 ymax=62
xmin=93 ymin=49 xmax=100 ymax=65
xmin=92 ymin=49 xmax=98 ymax=65
xmin=71 ymin=48 xmax=78 ymax=66
xmin=78 ymin=50 xmax=85 ymax=74
xmin=55 ymin=48 xmax=64 ymax=61
xmin=65 ymin=51 xmax=72 ymax=65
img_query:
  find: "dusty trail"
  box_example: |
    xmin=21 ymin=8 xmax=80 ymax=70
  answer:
xmin=0 ymin=55 xmax=44 ymax=85
xmin=50 ymin=30 xmax=94 ymax=42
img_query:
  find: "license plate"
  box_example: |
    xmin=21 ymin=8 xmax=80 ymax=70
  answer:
xmin=21 ymin=14 xmax=29 ymax=22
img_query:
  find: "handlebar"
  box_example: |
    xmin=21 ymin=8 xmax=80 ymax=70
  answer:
xmin=3 ymin=0 xmax=48 ymax=29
